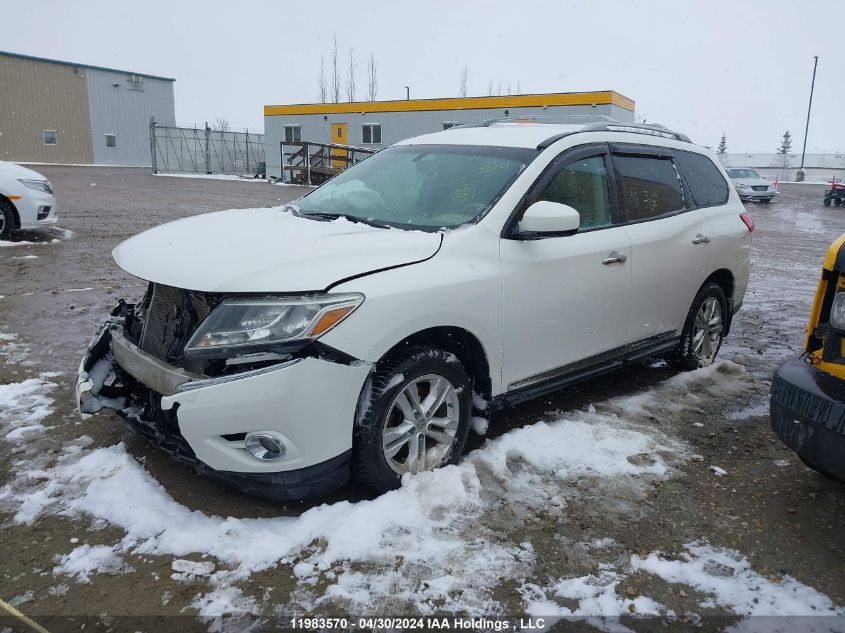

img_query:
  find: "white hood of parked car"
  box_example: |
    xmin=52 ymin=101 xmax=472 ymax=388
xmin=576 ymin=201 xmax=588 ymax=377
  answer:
xmin=112 ymin=207 xmax=442 ymax=293
xmin=731 ymin=177 xmax=772 ymax=187
xmin=0 ymin=161 xmax=49 ymax=181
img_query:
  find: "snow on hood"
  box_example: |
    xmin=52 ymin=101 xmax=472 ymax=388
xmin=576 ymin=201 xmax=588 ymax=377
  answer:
xmin=111 ymin=207 xmax=442 ymax=293
xmin=0 ymin=161 xmax=49 ymax=181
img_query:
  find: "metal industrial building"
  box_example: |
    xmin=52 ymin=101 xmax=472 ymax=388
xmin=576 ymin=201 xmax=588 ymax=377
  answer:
xmin=264 ymin=90 xmax=635 ymax=179
xmin=0 ymin=51 xmax=175 ymax=166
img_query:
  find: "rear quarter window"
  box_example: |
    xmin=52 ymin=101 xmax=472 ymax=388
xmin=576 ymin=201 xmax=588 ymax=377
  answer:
xmin=613 ymin=154 xmax=685 ymax=221
xmin=674 ymin=151 xmax=730 ymax=208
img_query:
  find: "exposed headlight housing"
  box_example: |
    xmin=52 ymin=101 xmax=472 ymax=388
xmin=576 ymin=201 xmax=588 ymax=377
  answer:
xmin=735 ymin=183 xmax=751 ymax=189
xmin=830 ymin=293 xmax=845 ymax=330
xmin=18 ymin=179 xmax=53 ymax=195
xmin=184 ymin=293 xmax=363 ymax=359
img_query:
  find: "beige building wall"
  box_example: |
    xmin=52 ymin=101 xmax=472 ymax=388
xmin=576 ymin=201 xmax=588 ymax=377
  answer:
xmin=0 ymin=55 xmax=94 ymax=163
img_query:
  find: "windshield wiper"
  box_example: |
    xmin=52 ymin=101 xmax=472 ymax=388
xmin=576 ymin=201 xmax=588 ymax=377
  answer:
xmin=296 ymin=211 xmax=391 ymax=229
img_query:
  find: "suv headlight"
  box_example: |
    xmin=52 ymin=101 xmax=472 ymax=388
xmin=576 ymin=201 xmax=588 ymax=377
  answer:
xmin=18 ymin=179 xmax=53 ymax=195
xmin=830 ymin=293 xmax=845 ymax=330
xmin=184 ymin=293 xmax=363 ymax=358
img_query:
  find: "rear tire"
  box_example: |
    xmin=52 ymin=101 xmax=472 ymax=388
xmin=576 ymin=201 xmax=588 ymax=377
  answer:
xmin=0 ymin=199 xmax=15 ymax=241
xmin=352 ymin=346 xmax=472 ymax=494
xmin=668 ymin=283 xmax=728 ymax=371
xmin=835 ymin=198 xmax=843 ymax=207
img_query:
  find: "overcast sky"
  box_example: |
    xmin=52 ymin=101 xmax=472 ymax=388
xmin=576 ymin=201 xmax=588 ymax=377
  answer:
xmin=4 ymin=0 xmax=843 ymax=153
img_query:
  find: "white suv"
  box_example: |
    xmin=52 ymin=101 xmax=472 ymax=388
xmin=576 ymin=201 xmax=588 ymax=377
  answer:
xmin=76 ymin=121 xmax=752 ymax=499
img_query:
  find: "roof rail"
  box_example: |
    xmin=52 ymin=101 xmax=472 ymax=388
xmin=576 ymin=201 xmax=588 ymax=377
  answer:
xmin=580 ymin=121 xmax=691 ymax=143
xmin=478 ymin=114 xmax=613 ymax=127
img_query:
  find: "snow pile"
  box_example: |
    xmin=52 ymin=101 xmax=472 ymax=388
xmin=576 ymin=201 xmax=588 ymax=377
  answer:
xmin=522 ymin=567 xmax=666 ymax=626
xmin=52 ymin=543 xmax=134 ymax=583
xmin=521 ymin=541 xmax=843 ymax=630
xmin=632 ymin=542 xmax=843 ymax=617
xmin=0 ymin=373 xmax=59 ymax=442
xmin=0 ymin=332 xmax=34 ymax=366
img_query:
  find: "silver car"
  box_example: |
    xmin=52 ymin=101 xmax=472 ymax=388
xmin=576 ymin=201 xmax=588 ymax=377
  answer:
xmin=726 ymin=168 xmax=775 ymax=204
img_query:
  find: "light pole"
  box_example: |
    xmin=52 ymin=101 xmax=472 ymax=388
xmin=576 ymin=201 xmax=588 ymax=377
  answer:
xmin=404 ymin=85 xmax=410 ymax=101
xmin=797 ymin=55 xmax=819 ymax=182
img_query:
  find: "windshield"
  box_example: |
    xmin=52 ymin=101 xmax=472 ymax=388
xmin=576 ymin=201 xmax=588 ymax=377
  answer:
xmin=297 ymin=144 xmax=538 ymax=230
xmin=727 ymin=168 xmax=761 ymax=179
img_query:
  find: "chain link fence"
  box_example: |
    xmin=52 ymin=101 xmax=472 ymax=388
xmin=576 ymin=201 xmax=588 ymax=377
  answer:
xmin=149 ymin=118 xmax=265 ymax=176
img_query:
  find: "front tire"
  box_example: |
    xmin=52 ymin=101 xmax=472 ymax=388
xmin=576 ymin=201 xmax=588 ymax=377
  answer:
xmin=352 ymin=346 xmax=472 ymax=494
xmin=0 ymin=199 xmax=15 ymax=241
xmin=668 ymin=283 xmax=728 ymax=371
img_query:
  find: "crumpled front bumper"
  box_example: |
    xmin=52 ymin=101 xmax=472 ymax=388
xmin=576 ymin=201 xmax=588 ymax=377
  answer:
xmin=76 ymin=304 xmax=373 ymax=499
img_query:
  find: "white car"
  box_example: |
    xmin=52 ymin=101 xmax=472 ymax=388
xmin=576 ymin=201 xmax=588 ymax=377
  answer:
xmin=726 ymin=168 xmax=776 ymax=204
xmin=0 ymin=161 xmax=58 ymax=240
xmin=76 ymin=120 xmax=752 ymax=500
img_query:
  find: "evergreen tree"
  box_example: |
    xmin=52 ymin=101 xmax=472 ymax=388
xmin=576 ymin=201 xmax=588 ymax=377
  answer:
xmin=717 ymin=133 xmax=727 ymax=154
xmin=778 ymin=130 xmax=793 ymax=154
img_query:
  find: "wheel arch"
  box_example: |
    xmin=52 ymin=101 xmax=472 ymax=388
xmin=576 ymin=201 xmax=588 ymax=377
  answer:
xmin=378 ymin=326 xmax=492 ymax=404
xmin=703 ymin=268 xmax=735 ymax=334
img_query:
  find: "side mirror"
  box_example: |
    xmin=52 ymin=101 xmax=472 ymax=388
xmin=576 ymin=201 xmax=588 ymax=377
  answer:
xmin=517 ymin=201 xmax=580 ymax=237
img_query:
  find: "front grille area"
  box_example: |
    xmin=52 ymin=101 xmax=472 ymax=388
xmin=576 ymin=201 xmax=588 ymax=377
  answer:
xmin=751 ymin=185 xmax=769 ymax=191
xmin=139 ymin=283 xmax=221 ymax=362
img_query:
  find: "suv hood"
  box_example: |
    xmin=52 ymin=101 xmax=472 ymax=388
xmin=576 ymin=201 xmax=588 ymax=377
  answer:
xmin=112 ymin=207 xmax=442 ymax=293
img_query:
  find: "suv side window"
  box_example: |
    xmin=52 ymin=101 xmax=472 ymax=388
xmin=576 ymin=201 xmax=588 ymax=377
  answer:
xmin=613 ymin=154 xmax=685 ymax=222
xmin=674 ymin=151 xmax=729 ymax=208
xmin=537 ymin=155 xmax=612 ymax=229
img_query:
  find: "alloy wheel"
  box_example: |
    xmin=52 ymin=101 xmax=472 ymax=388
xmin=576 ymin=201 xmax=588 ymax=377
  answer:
xmin=381 ymin=373 xmax=461 ymax=475
xmin=692 ymin=297 xmax=723 ymax=364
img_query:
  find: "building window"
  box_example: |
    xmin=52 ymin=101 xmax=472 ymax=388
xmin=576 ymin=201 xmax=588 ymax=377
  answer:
xmin=442 ymin=121 xmax=465 ymax=130
xmin=127 ymin=74 xmax=144 ymax=91
xmin=105 ymin=134 xmax=117 ymax=148
xmin=43 ymin=130 xmax=57 ymax=145
xmin=284 ymin=125 xmax=301 ymax=143
xmin=362 ymin=123 xmax=382 ymax=144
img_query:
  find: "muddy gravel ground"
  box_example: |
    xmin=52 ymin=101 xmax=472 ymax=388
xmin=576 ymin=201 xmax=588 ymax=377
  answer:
xmin=1 ymin=168 xmax=844 ymax=632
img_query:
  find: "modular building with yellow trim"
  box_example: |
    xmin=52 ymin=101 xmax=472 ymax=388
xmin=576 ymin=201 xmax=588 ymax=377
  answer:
xmin=264 ymin=90 xmax=635 ymax=180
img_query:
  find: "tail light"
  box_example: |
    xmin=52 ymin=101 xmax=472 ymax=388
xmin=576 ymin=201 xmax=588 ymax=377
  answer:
xmin=740 ymin=213 xmax=754 ymax=232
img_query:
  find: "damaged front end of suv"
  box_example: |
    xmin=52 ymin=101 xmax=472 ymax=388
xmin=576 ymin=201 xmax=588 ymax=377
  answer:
xmin=76 ymin=282 xmax=371 ymax=501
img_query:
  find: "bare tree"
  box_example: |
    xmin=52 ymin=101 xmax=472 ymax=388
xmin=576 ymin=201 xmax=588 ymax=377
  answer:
xmin=317 ymin=56 xmax=328 ymax=103
xmin=330 ymin=33 xmax=341 ymax=103
xmin=507 ymin=82 xmax=511 ymax=95
xmin=214 ymin=117 xmax=230 ymax=132
xmin=516 ymin=81 xmax=521 ymax=95
xmin=458 ymin=66 xmax=468 ymax=98
xmin=346 ymin=47 xmax=356 ymax=102
xmin=367 ymin=53 xmax=378 ymax=101
xmin=497 ymin=79 xmax=502 ymax=96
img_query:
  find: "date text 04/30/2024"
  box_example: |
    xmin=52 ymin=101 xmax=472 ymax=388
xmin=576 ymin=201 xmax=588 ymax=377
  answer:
xmin=289 ymin=617 xmax=546 ymax=630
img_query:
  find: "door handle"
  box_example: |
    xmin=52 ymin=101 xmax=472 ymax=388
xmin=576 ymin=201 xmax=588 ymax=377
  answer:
xmin=692 ymin=233 xmax=711 ymax=244
xmin=602 ymin=251 xmax=627 ymax=265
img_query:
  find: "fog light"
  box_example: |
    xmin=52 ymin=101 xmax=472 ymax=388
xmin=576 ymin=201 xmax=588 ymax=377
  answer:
xmin=244 ymin=432 xmax=286 ymax=461
xmin=37 ymin=205 xmax=51 ymax=220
